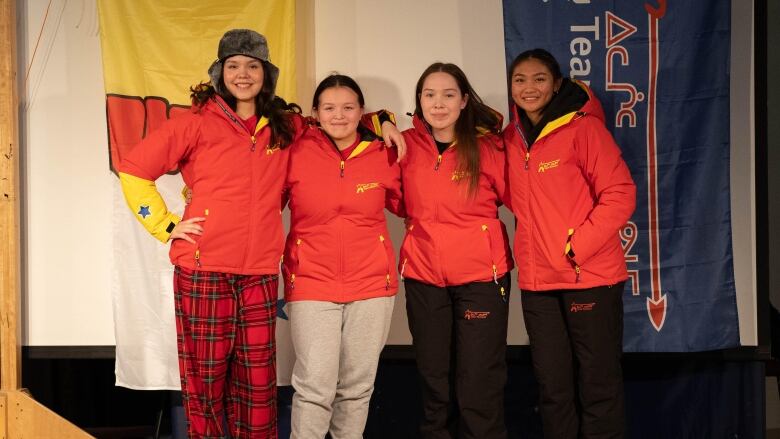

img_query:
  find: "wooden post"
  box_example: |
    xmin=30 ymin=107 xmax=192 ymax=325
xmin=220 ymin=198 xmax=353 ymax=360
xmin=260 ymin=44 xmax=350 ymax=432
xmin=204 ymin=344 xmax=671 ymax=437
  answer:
xmin=0 ymin=1 xmax=93 ymax=437
xmin=0 ymin=0 xmax=21 ymax=395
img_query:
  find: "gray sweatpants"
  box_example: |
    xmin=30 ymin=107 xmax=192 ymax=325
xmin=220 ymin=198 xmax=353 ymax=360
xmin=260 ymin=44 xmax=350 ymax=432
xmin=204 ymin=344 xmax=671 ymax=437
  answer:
xmin=288 ymin=296 xmax=395 ymax=439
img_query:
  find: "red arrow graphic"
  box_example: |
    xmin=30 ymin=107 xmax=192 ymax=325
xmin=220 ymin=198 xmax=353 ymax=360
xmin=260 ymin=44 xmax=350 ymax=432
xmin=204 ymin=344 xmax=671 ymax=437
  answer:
xmin=644 ymin=0 xmax=667 ymax=331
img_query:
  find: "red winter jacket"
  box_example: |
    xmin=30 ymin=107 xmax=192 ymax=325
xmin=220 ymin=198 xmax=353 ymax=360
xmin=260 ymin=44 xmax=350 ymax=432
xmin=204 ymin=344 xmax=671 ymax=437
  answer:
xmin=503 ymin=80 xmax=636 ymax=291
xmin=399 ymin=115 xmax=513 ymax=288
xmin=118 ymin=96 xmax=300 ymax=275
xmin=282 ymin=124 xmax=402 ymax=302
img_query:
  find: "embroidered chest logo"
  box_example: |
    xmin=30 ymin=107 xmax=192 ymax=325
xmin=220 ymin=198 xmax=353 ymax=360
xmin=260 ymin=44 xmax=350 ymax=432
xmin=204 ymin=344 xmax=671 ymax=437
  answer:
xmin=538 ymin=159 xmax=560 ymax=173
xmin=356 ymin=182 xmax=380 ymax=193
xmin=265 ymin=143 xmax=281 ymax=155
xmin=464 ymin=309 xmax=490 ymax=320
xmin=570 ymin=302 xmax=596 ymax=313
xmin=451 ymin=170 xmax=471 ymax=181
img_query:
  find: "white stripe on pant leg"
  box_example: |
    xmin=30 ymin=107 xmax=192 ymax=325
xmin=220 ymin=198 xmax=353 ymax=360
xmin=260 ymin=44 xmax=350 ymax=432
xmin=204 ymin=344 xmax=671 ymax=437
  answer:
xmin=329 ymin=296 xmax=395 ymax=439
xmin=289 ymin=300 xmax=344 ymax=439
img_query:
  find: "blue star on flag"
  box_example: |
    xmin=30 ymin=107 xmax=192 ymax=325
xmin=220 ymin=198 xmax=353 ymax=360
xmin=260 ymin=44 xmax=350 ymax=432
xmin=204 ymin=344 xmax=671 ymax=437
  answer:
xmin=138 ymin=205 xmax=151 ymax=218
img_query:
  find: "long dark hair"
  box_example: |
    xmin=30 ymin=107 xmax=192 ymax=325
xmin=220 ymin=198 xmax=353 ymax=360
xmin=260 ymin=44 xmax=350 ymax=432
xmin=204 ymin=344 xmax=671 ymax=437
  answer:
xmin=190 ymin=61 xmax=301 ymax=149
xmin=414 ymin=62 xmax=500 ymax=195
xmin=508 ymin=48 xmax=563 ymax=82
xmin=312 ymin=74 xmax=365 ymax=109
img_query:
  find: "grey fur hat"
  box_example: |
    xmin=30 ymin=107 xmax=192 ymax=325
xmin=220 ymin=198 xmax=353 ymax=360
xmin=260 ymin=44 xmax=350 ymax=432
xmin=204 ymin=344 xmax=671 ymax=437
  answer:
xmin=207 ymin=29 xmax=280 ymax=97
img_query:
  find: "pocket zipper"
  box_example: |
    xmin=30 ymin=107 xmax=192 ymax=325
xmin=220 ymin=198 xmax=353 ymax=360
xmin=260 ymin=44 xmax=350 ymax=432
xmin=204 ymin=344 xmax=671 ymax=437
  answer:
xmin=290 ymin=238 xmax=302 ymax=289
xmin=482 ymin=224 xmax=498 ymax=284
xmin=380 ymin=234 xmax=391 ymax=290
xmin=193 ymin=208 xmax=208 ymax=267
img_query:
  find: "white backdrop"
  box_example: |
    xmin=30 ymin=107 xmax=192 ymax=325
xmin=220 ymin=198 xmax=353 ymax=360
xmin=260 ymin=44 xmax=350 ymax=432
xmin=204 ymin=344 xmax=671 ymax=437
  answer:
xmin=19 ymin=0 xmax=757 ymax=360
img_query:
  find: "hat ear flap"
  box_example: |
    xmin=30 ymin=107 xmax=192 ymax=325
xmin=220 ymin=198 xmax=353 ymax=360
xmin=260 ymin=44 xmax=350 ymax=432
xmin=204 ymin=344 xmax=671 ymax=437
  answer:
xmin=208 ymin=59 xmax=224 ymax=94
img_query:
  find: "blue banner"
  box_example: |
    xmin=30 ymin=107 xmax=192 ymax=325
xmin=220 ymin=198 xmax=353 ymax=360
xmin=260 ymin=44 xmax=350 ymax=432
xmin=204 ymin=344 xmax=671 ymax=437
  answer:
xmin=503 ymin=0 xmax=739 ymax=352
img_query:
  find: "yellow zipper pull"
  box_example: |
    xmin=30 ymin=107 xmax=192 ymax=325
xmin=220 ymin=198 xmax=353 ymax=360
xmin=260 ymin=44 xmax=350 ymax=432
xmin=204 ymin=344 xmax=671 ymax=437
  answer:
xmin=340 ymin=160 xmax=345 ymax=177
xmin=290 ymin=273 xmax=296 ymax=289
xmin=386 ymin=274 xmax=391 ymax=290
xmin=195 ymin=249 xmax=201 ymax=267
xmin=434 ymin=154 xmax=442 ymax=171
xmin=492 ymin=264 xmax=498 ymax=284
xmin=500 ymin=285 xmax=507 ymax=302
xmin=524 ymin=152 xmax=530 ymax=170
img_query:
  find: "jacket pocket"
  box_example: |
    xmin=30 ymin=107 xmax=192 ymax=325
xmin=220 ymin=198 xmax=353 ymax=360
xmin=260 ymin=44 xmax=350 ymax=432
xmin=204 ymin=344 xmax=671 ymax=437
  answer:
xmin=191 ymin=207 xmax=209 ymax=268
xmin=379 ymin=234 xmax=392 ymax=290
xmin=399 ymin=224 xmax=414 ymax=278
xmin=564 ymin=227 xmax=581 ymax=282
xmin=481 ymin=223 xmax=509 ymax=302
xmin=287 ymin=237 xmax=303 ymax=289
xmin=481 ymin=224 xmax=499 ymax=283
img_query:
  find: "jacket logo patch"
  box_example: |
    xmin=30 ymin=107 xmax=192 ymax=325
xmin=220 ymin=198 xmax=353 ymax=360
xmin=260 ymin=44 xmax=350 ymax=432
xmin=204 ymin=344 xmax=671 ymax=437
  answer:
xmin=570 ymin=301 xmax=596 ymax=313
xmin=538 ymin=159 xmax=560 ymax=173
xmin=464 ymin=309 xmax=490 ymax=320
xmin=138 ymin=205 xmax=151 ymax=218
xmin=266 ymin=143 xmax=281 ymax=155
xmin=451 ymin=170 xmax=470 ymax=181
xmin=356 ymin=182 xmax=380 ymax=193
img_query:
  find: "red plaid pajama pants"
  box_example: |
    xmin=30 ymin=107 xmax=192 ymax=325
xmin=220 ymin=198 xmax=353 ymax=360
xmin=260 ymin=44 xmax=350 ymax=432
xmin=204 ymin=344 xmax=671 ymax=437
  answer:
xmin=174 ymin=266 xmax=278 ymax=439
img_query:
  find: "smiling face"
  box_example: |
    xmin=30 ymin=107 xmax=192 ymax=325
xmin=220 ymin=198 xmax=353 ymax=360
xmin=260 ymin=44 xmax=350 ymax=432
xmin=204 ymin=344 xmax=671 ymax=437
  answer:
xmin=313 ymin=86 xmax=363 ymax=150
xmin=222 ymin=55 xmax=264 ymax=114
xmin=510 ymin=57 xmax=563 ymax=125
xmin=419 ymin=71 xmax=467 ymax=142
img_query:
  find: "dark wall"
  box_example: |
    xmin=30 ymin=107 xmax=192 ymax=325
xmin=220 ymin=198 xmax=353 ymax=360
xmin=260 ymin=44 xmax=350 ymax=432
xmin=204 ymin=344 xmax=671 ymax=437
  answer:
xmin=768 ymin=0 xmax=780 ymax=313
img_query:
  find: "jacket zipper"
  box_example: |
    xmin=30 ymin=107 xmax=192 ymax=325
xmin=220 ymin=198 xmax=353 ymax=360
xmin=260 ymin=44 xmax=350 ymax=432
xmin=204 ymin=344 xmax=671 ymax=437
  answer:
xmin=515 ymin=120 xmax=539 ymax=288
xmin=514 ymin=121 xmax=531 ymax=171
xmin=214 ymin=97 xmax=262 ymax=270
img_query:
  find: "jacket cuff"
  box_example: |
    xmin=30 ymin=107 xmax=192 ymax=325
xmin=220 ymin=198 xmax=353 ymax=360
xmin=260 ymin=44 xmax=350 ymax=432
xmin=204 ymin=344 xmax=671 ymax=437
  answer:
xmin=365 ymin=110 xmax=396 ymax=138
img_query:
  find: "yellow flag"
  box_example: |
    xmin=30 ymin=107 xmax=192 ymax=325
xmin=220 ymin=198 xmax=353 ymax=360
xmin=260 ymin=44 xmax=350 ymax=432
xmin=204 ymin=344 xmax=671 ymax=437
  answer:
xmin=97 ymin=0 xmax=296 ymax=104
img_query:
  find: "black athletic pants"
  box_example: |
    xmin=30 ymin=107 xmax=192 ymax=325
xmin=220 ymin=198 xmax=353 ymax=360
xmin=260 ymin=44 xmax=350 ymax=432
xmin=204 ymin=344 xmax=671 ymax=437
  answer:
xmin=405 ymin=275 xmax=511 ymax=439
xmin=521 ymin=282 xmax=626 ymax=439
